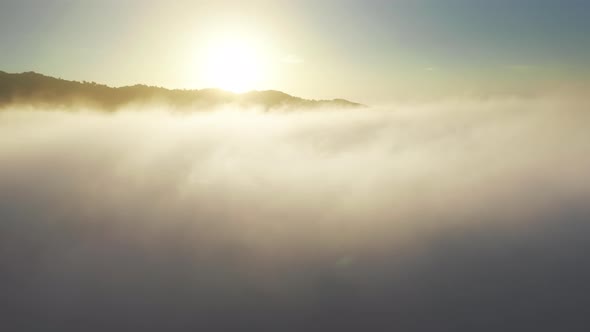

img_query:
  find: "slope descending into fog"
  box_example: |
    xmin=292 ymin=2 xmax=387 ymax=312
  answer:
xmin=1 ymin=98 xmax=590 ymax=331
xmin=0 ymin=71 xmax=364 ymax=111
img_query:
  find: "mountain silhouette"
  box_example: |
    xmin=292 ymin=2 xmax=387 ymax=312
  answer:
xmin=0 ymin=71 xmax=364 ymax=111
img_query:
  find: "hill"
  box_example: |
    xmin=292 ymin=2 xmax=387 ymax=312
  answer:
xmin=0 ymin=71 xmax=364 ymax=111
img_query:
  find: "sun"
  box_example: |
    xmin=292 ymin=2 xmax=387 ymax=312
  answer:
xmin=203 ymin=38 xmax=267 ymax=93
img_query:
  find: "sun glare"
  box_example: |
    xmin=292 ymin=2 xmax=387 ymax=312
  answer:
xmin=203 ymin=39 xmax=267 ymax=93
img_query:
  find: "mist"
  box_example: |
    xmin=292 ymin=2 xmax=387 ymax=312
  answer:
xmin=2 ymin=98 xmax=590 ymax=331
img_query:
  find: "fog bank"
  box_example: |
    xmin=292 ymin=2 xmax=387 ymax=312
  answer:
xmin=2 ymin=98 xmax=590 ymax=331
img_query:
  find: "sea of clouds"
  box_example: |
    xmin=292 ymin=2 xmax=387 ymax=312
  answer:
xmin=1 ymin=98 xmax=590 ymax=331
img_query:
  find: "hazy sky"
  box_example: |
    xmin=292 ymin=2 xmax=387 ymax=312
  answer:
xmin=1 ymin=0 xmax=589 ymax=102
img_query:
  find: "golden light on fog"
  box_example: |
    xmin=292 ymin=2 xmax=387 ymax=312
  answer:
xmin=203 ymin=38 xmax=267 ymax=93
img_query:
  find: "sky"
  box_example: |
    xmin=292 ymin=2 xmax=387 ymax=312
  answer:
xmin=1 ymin=0 xmax=589 ymax=103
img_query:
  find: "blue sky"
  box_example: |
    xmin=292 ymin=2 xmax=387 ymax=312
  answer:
xmin=1 ymin=0 xmax=589 ymax=102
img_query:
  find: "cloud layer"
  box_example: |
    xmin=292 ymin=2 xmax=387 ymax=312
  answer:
xmin=1 ymin=98 xmax=590 ymax=331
